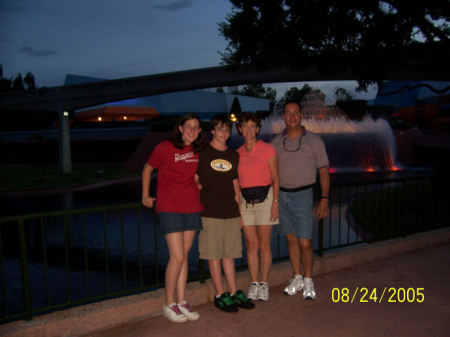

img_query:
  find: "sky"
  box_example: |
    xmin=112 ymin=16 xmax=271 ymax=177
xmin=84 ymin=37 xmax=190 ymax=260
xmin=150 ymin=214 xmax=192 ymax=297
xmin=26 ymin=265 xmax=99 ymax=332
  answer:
xmin=0 ymin=0 xmax=377 ymax=103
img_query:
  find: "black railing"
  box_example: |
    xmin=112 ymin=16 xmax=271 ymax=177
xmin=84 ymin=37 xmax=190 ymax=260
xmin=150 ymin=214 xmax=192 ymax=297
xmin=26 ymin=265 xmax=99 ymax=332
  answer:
xmin=1 ymin=175 xmax=449 ymax=323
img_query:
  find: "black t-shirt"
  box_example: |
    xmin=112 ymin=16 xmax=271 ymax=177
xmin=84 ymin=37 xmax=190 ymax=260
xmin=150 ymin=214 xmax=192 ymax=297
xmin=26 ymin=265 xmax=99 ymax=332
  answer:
xmin=197 ymin=143 xmax=240 ymax=218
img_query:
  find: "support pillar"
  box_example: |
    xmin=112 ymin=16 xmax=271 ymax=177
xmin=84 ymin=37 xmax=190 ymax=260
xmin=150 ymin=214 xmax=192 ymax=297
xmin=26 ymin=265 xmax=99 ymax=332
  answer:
xmin=58 ymin=109 xmax=72 ymax=173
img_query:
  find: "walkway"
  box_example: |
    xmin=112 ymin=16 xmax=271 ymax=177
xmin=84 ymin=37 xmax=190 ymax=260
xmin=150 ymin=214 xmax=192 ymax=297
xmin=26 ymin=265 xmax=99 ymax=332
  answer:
xmin=84 ymin=243 xmax=450 ymax=337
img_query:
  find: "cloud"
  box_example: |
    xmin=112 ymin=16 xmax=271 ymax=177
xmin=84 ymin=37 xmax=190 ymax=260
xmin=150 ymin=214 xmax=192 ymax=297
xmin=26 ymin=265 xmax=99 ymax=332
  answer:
xmin=19 ymin=46 xmax=59 ymax=57
xmin=151 ymin=0 xmax=192 ymax=11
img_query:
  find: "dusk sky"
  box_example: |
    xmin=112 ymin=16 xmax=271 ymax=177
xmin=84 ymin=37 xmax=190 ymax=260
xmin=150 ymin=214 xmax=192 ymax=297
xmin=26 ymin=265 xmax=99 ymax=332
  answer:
xmin=0 ymin=0 xmax=377 ymax=102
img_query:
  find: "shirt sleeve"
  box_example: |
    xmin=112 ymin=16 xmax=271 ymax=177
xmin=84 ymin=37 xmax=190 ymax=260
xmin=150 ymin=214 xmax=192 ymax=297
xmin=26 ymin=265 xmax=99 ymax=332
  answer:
xmin=147 ymin=142 xmax=165 ymax=169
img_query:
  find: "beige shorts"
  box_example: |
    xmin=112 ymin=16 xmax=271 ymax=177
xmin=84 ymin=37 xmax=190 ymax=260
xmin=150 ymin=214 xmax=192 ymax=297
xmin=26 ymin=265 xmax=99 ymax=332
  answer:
xmin=240 ymin=186 xmax=279 ymax=226
xmin=199 ymin=217 xmax=242 ymax=260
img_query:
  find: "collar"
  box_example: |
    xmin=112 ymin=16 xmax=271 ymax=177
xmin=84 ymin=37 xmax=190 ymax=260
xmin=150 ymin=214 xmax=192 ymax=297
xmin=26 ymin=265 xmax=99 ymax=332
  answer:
xmin=282 ymin=126 xmax=306 ymax=139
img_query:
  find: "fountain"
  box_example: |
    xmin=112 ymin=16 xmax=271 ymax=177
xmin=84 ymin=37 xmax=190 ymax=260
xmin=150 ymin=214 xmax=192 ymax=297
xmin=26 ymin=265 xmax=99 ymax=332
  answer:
xmin=230 ymin=115 xmax=399 ymax=172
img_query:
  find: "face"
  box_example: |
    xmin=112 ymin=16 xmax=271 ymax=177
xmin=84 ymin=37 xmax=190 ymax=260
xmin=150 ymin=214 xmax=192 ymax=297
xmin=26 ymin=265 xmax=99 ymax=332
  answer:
xmin=283 ymin=103 xmax=303 ymax=129
xmin=211 ymin=122 xmax=231 ymax=143
xmin=179 ymin=118 xmax=201 ymax=146
xmin=239 ymin=120 xmax=259 ymax=142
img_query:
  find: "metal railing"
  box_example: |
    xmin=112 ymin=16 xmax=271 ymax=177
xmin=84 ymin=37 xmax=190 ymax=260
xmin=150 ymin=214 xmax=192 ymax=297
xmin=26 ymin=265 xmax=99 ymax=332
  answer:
xmin=1 ymin=175 xmax=449 ymax=323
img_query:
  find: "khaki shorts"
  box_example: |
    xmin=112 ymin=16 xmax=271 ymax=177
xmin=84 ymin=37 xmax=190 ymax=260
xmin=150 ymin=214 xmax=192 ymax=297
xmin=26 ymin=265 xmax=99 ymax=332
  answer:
xmin=240 ymin=186 xmax=279 ymax=226
xmin=199 ymin=217 xmax=242 ymax=260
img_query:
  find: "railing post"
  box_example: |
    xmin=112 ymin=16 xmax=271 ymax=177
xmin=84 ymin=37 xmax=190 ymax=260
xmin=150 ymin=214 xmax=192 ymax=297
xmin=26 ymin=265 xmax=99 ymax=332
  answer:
xmin=18 ymin=219 xmax=32 ymax=320
xmin=318 ymin=218 xmax=324 ymax=257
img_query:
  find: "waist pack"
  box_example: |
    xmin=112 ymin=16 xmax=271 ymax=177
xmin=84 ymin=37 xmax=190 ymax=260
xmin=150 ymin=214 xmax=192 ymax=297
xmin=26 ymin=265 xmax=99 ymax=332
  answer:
xmin=241 ymin=185 xmax=271 ymax=204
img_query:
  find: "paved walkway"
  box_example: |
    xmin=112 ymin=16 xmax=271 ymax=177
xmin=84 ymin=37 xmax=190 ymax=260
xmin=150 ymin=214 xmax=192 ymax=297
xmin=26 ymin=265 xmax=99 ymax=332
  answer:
xmin=84 ymin=243 xmax=450 ymax=337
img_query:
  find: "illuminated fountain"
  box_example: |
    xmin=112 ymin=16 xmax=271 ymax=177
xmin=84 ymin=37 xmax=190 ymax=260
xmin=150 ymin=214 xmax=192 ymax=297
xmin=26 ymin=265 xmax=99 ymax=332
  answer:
xmin=231 ymin=90 xmax=400 ymax=172
xmin=262 ymin=115 xmax=399 ymax=172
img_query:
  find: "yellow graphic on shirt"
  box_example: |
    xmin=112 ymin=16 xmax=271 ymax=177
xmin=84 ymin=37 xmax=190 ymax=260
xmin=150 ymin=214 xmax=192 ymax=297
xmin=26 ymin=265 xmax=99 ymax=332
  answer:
xmin=210 ymin=159 xmax=232 ymax=172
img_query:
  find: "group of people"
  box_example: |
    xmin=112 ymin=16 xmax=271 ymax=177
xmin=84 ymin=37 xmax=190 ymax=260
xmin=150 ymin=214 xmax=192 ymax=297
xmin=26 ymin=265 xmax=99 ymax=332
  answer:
xmin=141 ymin=100 xmax=330 ymax=323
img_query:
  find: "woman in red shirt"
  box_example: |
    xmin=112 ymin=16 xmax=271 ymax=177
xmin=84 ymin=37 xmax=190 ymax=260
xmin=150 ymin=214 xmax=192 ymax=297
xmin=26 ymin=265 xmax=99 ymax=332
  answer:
xmin=237 ymin=112 xmax=279 ymax=302
xmin=142 ymin=113 xmax=206 ymax=323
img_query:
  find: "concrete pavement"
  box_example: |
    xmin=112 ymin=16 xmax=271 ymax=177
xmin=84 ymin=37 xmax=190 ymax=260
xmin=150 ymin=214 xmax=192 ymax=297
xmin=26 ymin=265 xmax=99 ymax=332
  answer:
xmin=83 ymin=243 xmax=450 ymax=337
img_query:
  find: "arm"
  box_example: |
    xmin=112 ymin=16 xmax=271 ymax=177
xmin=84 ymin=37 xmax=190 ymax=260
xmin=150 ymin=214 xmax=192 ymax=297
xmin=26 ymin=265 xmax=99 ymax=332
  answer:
xmin=232 ymin=178 xmax=241 ymax=206
xmin=268 ymin=155 xmax=279 ymax=222
xmin=141 ymin=163 xmax=156 ymax=208
xmin=316 ymin=166 xmax=330 ymax=219
xmin=194 ymin=173 xmax=202 ymax=190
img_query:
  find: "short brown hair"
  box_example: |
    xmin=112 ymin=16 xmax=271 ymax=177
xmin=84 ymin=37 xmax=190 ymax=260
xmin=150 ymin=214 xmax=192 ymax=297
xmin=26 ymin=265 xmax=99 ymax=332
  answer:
xmin=236 ymin=112 xmax=261 ymax=136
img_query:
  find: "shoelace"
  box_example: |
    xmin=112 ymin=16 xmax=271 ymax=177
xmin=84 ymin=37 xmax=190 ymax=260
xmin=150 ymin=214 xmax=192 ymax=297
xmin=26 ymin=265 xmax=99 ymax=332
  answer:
xmin=181 ymin=302 xmax=194 ymax=312
xmin=304 ymin=282 xmax=314 ymax=292
xmin=170 ymin=305 xmax=183 ymax=315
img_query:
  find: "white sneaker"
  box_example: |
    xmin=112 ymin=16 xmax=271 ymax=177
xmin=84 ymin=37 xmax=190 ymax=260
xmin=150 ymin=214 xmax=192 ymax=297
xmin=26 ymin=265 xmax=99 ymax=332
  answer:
xmin=162 ymin=303 xmax=187 ymax=323
xmin=247 ymin=282 xmax=260 ymax=300
xmin=303 ymin=278 xmax=316 ymax=300
xmin=284 ymin=275 xmax=304 ymax=296
xmin=178 ymin=301 xmax=200 ymax=321
xmin=258 ymin=282 xmax=269 ymax=301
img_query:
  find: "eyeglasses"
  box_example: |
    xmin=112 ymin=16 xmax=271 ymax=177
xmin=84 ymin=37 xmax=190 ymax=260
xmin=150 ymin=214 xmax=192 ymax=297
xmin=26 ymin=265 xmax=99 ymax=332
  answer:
xmin=183 ymin=125 xmax=200 ymax=131
xmin=214 ymin=127 xmax=231 ymax=133
xmin=283 ymin=137 xmax=302 ymax=152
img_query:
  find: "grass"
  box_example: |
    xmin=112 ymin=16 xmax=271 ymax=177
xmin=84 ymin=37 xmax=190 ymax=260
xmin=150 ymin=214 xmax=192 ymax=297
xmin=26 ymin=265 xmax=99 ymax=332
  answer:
xmin=348 ymin=180 xmax=449 ymax=239
xmin=0 ymin=166 xmax=140 ymax=191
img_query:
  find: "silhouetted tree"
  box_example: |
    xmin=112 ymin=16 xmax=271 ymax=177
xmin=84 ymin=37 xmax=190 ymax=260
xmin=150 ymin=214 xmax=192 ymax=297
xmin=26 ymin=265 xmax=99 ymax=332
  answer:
xmin=12 ymin=73 xmax=24 ymax=91
xmin=219 ymin=0 xmax=449 ymax=90
xmin=0 ymin=65 xmax=37 ymax=92
xmin=230 ymin=96 xmax=242 ymax=115
xmin=335 ymin=88 xmax=354 ymax=102
xmin=24 ymin=72 xmax=36 ymax=90
xmin=282 ymin=84 xmax=313 ymax=103
xmin=0 ymin=65 xmax=12 ymax=92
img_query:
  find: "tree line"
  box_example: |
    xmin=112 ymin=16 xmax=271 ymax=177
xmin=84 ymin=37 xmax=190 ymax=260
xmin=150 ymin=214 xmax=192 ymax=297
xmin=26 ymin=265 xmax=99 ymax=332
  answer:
xmin=0 ymin=65 xmax=36 ymax=92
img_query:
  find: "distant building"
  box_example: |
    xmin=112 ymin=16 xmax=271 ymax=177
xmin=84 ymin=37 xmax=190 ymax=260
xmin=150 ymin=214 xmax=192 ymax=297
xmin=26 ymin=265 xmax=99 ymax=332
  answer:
xmin=369 ymin=80 xmax=450 ymax=129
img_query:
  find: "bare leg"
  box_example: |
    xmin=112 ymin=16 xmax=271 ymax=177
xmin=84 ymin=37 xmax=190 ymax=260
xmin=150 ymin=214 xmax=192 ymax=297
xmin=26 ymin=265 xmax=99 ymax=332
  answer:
xmin=222 ymin=258 xmax=237 ymax=294
xmin=164 ymin=232 xmax=185 ymax=305
xmin=286 ymin=233 xmax=303 ymax=275
xmin=243 ymin=225 xmax=259 ymax=282
xmin=257 ymin=225 xmax=273 ymax=282
xmin=209 ymin=259 xmax=225 ymax=295
xmin=176 ymin=230 xmax=196 ymax=303
xmin=299 ymin=238 xmax=314 ymax=278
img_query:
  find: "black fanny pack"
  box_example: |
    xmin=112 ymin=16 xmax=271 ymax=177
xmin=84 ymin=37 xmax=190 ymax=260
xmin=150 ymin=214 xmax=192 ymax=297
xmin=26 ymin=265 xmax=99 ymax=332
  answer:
xmin=241 ymin=185 xmax=271 ymax=204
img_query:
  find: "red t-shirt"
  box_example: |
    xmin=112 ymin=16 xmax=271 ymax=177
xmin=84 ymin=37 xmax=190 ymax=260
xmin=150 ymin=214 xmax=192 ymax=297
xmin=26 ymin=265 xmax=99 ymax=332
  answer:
xmin=147 ymin=141 xmax=203 ymax=213
xmin=237 ymin=140 xmax=275 ymax=188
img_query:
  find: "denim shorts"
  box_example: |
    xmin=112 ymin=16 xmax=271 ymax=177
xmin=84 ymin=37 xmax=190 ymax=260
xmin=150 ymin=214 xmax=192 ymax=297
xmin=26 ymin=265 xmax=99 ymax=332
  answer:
xmin=158 ymin=212 xmax=202 ymax=235
xmin=278 ymin=188 xmax=313 ymax=239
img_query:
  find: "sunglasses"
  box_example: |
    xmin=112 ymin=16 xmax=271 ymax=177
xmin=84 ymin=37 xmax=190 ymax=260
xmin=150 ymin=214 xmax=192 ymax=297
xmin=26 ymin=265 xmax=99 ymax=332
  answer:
xmin=283 ymin=137 xmax=302 ymax=152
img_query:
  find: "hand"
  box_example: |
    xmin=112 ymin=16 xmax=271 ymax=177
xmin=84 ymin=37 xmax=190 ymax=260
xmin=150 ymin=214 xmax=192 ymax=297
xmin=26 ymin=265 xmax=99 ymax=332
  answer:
xmin=316 ymin=198 xmax=328 ymax=219
xmin=142 ymin=196 xmax=156 ymax=208
xmin=239 ymin=217 xmax=243 ymax=229
xmin=271 ymin=201 xmax=279 ymax=222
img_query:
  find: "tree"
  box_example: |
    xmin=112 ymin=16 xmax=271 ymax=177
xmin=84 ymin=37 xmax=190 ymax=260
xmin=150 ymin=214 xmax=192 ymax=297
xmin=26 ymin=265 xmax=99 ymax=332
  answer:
xmin=219 ymin=0 xmax=449 ymax=90
xmin=0 ymin=65 xmax=37 ymax=92
xmin=282 ymin=84 xmax=313 ymax=103
xmin=230 ymin=96 xmax=242 ymax=115
xmin=0 ymin=65 xmax=12 ymax=92
xmin=24 ymin=72 xmax=36 ymax=91
xmin=12 ymin=73 xmax=25 ymax=91
xmin=335 ymin=88 xmax=354 ymax=102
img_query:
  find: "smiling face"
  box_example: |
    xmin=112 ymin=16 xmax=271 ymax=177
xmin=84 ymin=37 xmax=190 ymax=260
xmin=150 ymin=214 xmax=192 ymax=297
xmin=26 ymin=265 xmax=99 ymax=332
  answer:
xmin=283 ymin=102 xmax=303 ymax=129
xmin=179 ymin=118 xmax=201 ymax=146
xmin=239 ymin=120 xmax=259 ymax=142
